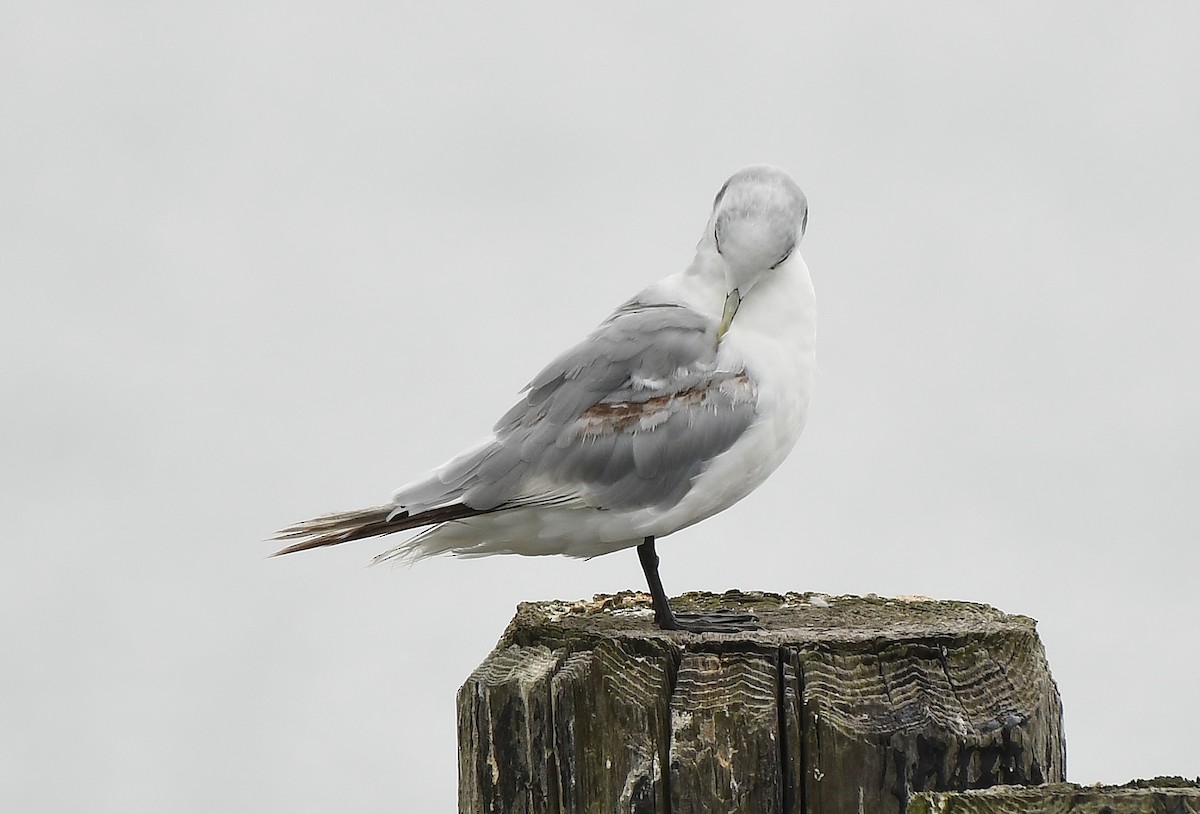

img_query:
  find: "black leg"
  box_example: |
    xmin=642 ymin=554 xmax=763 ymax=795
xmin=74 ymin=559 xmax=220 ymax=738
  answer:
xmin=636 ymin=536 xmax=760 ymax=633
xmin=637 ymin=537 xmax=677 ymax=627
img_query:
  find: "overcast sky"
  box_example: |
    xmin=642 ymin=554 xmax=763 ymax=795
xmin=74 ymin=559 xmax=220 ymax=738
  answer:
xmin=3 ymin=3 xmax=1198 ymax=812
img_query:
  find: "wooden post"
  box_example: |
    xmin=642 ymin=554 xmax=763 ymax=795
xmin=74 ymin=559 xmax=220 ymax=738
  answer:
xmin=908 ymin=778 xmax=1200 ymax=814
xmin=457 ymin=591 xmax=1066 ymax=814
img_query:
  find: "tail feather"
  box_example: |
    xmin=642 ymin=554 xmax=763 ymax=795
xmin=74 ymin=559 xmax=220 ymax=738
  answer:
xmin=271 ymin=503 xmax=489 ymax=557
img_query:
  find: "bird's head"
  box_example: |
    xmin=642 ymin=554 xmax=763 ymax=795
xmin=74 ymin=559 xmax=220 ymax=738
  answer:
xmin=706 ymin=165 xmax=808 ymax=337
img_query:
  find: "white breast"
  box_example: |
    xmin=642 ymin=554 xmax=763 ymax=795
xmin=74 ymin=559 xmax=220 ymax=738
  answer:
xmin=640 ymin=253 xmax=817 ymax=537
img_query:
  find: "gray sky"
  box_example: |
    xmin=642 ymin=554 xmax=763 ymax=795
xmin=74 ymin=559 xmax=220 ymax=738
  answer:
xmin=3 ymin=2 xmax=1198 ymax=811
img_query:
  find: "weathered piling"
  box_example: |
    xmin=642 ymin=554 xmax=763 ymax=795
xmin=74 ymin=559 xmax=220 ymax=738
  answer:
xmin=908 ymin=778 xmax=1200 ymax=814
xmin=458 ymin=591 xmax=1066 ymax=814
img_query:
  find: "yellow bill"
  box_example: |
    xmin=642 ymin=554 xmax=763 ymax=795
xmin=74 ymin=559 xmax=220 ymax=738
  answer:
xmin=718 ymin=289 xmax=741 ymax=339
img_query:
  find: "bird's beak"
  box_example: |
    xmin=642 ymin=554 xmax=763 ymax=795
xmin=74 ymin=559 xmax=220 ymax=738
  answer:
xmin=718 ymin=289 xmax=741 ymax=339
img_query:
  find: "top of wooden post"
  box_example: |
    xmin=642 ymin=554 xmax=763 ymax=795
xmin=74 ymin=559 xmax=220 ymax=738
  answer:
xmin=501 ymin=589 xmax=1040 ymax=650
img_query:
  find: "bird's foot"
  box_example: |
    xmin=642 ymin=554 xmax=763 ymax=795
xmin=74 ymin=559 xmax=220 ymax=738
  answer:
xmin=658 ymin=610 xmax=761 ymax=633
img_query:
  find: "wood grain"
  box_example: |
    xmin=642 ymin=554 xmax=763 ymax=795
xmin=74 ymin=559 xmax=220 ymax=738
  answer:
xmin=551 ymin=640 xmax=671 ymax=813
xmin=458 ymin=644 xmax=563 ymax=814
xmin=801 ymin=632 xmax=1064 ymax=814
xmin=669 ymin=649 xmax=782 ymax=813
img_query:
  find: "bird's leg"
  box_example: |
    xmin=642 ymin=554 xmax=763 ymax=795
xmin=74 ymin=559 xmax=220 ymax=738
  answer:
xmin=637 ymin=537 xmax=677 ymax=627
xmin=636 ymin=537 xmax=760 ymax=633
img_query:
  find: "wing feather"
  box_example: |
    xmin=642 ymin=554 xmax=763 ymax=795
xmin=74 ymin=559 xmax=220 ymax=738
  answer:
xmin=399 ymin=298 xmax=759 ymax=514
xmin=275 ymin=298 xmax=759 ymax=555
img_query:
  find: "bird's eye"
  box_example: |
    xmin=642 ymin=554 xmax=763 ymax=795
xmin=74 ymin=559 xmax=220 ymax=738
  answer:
xmin=770 ymin=246 xmax=793 ymax=269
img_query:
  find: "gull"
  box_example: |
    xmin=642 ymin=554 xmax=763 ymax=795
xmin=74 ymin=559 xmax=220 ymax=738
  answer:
xmin=273 ymin=165 xmax=816 ymax=632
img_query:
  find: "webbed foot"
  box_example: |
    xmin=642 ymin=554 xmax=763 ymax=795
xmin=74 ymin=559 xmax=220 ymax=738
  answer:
xmin=660 ymin=610 xmax=761 ymax=633
xmin=636 ymin=537 xmax=761 ymax=633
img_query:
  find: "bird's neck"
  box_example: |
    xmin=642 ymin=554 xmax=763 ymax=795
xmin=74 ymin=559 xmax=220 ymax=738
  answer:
xmin=719 ymin=254 xmax=817 ymax=377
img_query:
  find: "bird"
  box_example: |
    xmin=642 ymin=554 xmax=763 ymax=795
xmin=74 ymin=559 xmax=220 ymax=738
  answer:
xmin=273 ymin=165 xmax=816 ymax=632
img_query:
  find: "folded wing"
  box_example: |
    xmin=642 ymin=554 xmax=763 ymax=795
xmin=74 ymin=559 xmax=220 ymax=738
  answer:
xmin=273 ymin=300 xmax=759 ymax=555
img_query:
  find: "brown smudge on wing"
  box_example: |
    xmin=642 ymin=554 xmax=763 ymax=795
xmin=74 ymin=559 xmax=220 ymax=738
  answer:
xmin=576 ymin=372 xmax=752 ymax=434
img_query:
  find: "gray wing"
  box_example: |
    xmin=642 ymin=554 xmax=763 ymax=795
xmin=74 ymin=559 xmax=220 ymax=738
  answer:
xmin=394 ymin=299 xmax=759 ymax=514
